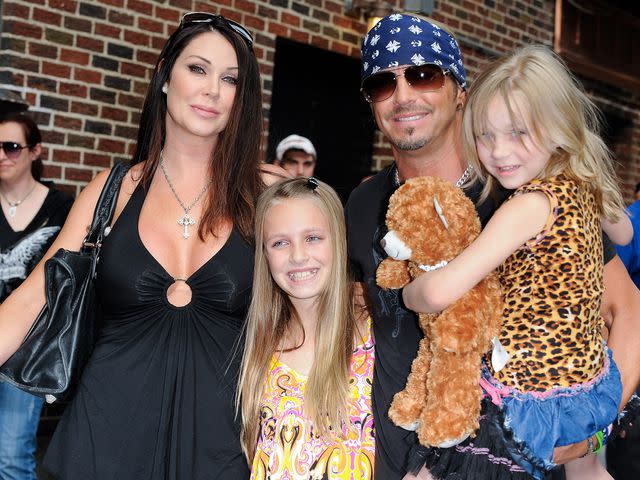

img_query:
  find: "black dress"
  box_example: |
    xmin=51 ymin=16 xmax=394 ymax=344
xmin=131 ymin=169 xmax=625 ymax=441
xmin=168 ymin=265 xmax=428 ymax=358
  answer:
xmin=44 ymin=184 xmax=252 ymax=479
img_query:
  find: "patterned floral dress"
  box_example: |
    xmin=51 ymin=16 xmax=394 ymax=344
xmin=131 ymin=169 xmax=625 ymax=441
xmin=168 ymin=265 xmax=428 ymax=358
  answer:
xmin=250 ymin=321 xmax=375 ymax=480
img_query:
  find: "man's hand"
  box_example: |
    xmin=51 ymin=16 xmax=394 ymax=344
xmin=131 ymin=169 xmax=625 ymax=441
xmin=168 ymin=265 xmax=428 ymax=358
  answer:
xmin=552 ymin=437 xmax=591 ymax=464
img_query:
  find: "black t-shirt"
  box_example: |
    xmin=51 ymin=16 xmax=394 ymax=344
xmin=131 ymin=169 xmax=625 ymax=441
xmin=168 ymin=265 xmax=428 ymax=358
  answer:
xmin=345 ymin=165 xmax=616 ymax=479
xmin=0 ymin=185 xmax=74 ymax=302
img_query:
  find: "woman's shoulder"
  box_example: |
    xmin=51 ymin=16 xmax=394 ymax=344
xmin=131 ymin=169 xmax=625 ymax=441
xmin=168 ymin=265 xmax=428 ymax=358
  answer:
xmin=39 ymin=182 xmax=74 ymax=209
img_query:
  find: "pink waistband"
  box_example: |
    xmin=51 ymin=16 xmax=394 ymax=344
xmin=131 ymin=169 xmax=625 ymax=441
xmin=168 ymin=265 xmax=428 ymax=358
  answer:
xmin=480 ymin=348 xmax=611 ymax=406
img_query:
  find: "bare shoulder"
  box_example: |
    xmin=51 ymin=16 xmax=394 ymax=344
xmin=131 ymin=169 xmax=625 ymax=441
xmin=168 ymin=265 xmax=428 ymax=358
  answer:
xmin=259 ymin=162 xmax=291 ymax=186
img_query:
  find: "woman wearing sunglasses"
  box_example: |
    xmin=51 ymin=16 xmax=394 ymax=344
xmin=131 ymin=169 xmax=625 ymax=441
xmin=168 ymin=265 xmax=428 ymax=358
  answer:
xmin=0 ymin=112 xmax=73 ymax=480
xmin=0 ymin=13 xmax=284 ymax=480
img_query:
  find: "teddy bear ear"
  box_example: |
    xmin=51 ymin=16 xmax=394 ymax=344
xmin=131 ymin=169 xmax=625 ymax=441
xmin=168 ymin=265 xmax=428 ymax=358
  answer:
xmin=433 ymin=196 xmax=449 ymax=230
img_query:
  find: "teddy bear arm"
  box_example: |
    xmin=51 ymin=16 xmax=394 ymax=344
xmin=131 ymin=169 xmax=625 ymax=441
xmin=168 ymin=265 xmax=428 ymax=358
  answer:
xmin=376 ymin=258 xmax=411 ymax=290
xmin=418 ymin=351 xmax=482 ymax=447
xmin=388 ymin=337 xmax=432 ymax=430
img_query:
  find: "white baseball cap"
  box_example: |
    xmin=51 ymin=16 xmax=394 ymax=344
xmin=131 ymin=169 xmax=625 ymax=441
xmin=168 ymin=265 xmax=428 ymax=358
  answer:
xmin=275 ymin=134 xmax=316 ymax=161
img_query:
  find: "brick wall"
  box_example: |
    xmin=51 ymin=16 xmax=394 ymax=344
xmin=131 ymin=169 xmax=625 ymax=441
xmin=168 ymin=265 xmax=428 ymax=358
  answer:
xmin=1 ymin=0 xmax=638 ymax=200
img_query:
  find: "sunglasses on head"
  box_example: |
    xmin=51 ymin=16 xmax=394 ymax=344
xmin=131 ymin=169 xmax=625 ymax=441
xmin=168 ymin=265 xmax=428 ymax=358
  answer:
xmin=0 ymin=142 xmax=30 ymax=160
xmin=361 ymin=64 xmax=450 ymax=103
xmin=180 ymin=12 xmax=253 ymax=47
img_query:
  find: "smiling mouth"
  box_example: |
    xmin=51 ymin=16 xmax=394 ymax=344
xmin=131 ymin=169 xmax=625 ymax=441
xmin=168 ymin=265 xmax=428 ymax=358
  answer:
xmin=288 ymin=269 xmax=318 ymax=281
xmin=497 ymin=165 xmax=519 ymax=173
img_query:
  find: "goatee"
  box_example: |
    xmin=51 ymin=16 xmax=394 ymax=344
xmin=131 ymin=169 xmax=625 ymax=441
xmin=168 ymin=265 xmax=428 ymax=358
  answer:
xmin=391 ymin=128 xmax=428 ymax=151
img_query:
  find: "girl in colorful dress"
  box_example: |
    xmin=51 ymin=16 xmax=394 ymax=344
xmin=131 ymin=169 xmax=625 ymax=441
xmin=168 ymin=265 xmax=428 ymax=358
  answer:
xmin=403 ymin=45 xmax=632 ymax=480
xmin=238 ymin=177 xmax=375 ymax=479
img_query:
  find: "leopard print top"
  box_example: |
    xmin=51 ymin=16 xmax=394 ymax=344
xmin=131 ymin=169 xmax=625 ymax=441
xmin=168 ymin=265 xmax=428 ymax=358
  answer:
xmin=491 ymin=176 xmax=605 ymax=392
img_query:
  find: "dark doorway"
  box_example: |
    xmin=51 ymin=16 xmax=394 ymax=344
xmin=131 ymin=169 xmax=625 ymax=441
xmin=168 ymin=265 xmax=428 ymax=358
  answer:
xmin=267 ymin=37 xmax=376 ymax=202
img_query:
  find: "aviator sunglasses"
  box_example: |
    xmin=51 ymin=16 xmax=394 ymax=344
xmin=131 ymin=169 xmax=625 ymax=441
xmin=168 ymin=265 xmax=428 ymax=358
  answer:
xmin=361 ymin=64 xmax=450 ymax=103
xmin=0 ymin=142 xmax=31 ymax=160
xmin=180 ymin=12 xmax=254 ymax=47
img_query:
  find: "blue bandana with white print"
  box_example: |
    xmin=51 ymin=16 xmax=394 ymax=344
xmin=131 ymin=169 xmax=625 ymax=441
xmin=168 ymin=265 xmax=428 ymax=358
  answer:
xmin=360 ymin=13 xmax=467 ymax=89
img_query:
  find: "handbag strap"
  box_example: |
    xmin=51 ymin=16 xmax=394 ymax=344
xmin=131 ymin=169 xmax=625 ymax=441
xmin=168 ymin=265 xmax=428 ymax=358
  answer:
xmin=82 ymin=162 xmax=130 ymax=253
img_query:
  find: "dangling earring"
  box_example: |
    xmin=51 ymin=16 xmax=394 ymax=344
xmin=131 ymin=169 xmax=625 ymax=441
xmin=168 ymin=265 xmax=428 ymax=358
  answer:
xmin=162 ymin=83 xmax=168 ymax=94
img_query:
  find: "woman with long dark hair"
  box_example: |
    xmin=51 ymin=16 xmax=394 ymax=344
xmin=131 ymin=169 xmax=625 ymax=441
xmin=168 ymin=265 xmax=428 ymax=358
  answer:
xmin=0 ymin=111 xmax=73 ymax=480
xmin=0 ymin=13 xmax=282 ymax=479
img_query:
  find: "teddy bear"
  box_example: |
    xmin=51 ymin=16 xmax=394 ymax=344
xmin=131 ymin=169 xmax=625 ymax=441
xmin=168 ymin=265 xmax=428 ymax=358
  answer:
xmin=376 ymin=176 xmax=503 ymax=448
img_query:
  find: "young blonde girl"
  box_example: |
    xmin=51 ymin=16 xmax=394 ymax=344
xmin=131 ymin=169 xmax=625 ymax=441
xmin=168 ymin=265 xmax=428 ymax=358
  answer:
xmin=238 ymin=177 xmax=375 ymax=479
xmin=403 ymin=45 xmax=631 ymax=480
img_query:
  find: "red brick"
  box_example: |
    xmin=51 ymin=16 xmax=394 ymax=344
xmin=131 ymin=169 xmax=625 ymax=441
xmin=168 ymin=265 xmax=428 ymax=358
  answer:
xmin=311 ymin=35 xmax=329 ymax=50
xmin=290 ymin=30 xmax=310 ymax=44
xmin=3 ymin=2 xmax=30 ymax=17
xmin=77 ymin=35 xmax=104 ymax=52
xmin=61 ymin=48 xmax=89 ymax=65
xmin=127 ymin=0 xmax=153 ymax=15
xmin=268 ymin=22 xmax=288 ymax=37
xmin=333 ymin=16 xmax=353 ymax=30
xmin=151 ymin=36 xmax=166 ymax=50
xmin=109 ymin=11 xmax=135 ymax=26
xmin=42 ymin=165 xmax=62 ymax=179
xmin=49 ymin=0 xmax=77 ymax=12
xmin=118 ymin=93 xmax=143 ymax=109
xmin=332 ymin=42 xmax=349 ymax=55
xmin=53 ymin=149 xmax=81 ymax=164
xmin=259 ymin=63 xmax=273 ymax=76
xmin=74 ymin=68 xmax=102 ymax=84
xmin=136 ymin=50 xmax=157 ymax=66
xmin=155 ymin=6 xmax=180 ymax=22
xmin=43 ymin=61 xmax=71 ymax=78
xmin=121 ymin=62 xmax=148 ymax=78
xmin=124 ymin=29 xmax=150 ymax=46
xmin=33 ymin=7 xmax=62 ymax=25
xmin=235 ymin=0 xmax=256 ymax=14
xmin=84 ymin=153 xmax=112 ymax=168
xmin=65 ymin=167 xmax=93 ymax=182
xmin=138 ymin=17 xmax=164 ymax=34
xmin=100 ymin=0 xmax=124 ymax=6
xmin=71 ymin=101 xmax=99 ymax=116
xmin=98 ymin=139 xmax=126 ymax=154
xmin=102 ymin=106 xmax=128 ymax=122
xmin=29 ymin=42 xmax=58 ymax=58
xmin=95 ymin=23 xmax=121 ymax=38
xmin=60 ymin=82 xmax=87 ymax=98
xmin=6 ymin=20 xmax=43 ymax=39
xmin=281 ymin=13 xmax=300 ymax=28
xmin=243 ymin=15 xmax=266 ymax=31
xmin=133 ymin=80 xmax=147 ymax=95
xmin=54 ymin=113 xmax=82 ymax=129
xmin=325 ymin=0 xmax=342 ymax=13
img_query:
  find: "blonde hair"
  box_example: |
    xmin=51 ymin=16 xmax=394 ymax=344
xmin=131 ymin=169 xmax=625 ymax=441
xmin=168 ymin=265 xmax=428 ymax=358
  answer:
xmin=462 ymin=44 xmax=625 ymax=220
xmin=237 ymin=178 xmax=355 ymax=461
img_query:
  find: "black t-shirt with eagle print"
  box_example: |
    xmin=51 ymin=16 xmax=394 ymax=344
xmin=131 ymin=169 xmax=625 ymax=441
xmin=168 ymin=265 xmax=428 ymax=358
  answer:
xmin=0 ymin=184 xmax=73 ymax=302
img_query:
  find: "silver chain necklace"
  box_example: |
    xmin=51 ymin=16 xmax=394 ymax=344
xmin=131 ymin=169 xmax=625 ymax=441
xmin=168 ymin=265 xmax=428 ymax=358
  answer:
xmin=0 ymin=182 xmax=37 ymax=217
xmin=393 ymin=164 xmax=473 ymax=188
xmin=159 ymin=151 xmax=212 ymax=239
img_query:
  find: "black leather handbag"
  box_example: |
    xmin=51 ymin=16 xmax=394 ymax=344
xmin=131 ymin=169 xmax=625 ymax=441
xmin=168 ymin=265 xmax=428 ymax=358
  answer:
xmin=0 ymin=162 xmax=129 ymax=403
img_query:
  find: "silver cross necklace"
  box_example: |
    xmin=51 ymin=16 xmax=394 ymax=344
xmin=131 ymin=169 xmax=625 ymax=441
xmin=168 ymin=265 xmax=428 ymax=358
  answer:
xmin=0 ymin=182 xmax=37 ymax=217
xmin=159 ymin=151 xmax=212 ymax=239
xmin=393 ymin=164 xmax=473 ymax=188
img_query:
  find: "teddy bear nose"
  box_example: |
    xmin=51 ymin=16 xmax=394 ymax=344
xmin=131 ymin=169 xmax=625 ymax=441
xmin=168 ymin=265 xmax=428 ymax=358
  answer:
xmin=380 ymin=238 xmax=387 ymax=249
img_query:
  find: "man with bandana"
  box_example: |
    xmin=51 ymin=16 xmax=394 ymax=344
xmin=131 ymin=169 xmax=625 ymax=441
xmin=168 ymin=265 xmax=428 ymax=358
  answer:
xmin=345 ymin=13 xmax=640 ymax=480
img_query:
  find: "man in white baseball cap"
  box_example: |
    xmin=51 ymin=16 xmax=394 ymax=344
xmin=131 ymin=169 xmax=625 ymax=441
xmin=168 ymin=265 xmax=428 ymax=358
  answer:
xmin=275 ymin=134 xmax=317 ymax=178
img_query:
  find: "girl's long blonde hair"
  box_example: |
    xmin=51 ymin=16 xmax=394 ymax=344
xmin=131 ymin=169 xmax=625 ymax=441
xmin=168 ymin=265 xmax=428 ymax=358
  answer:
xmin=237 ymin=178 xmax=355 ymax=461
xmin=463 ymin=44 xmax=625 ymax=220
